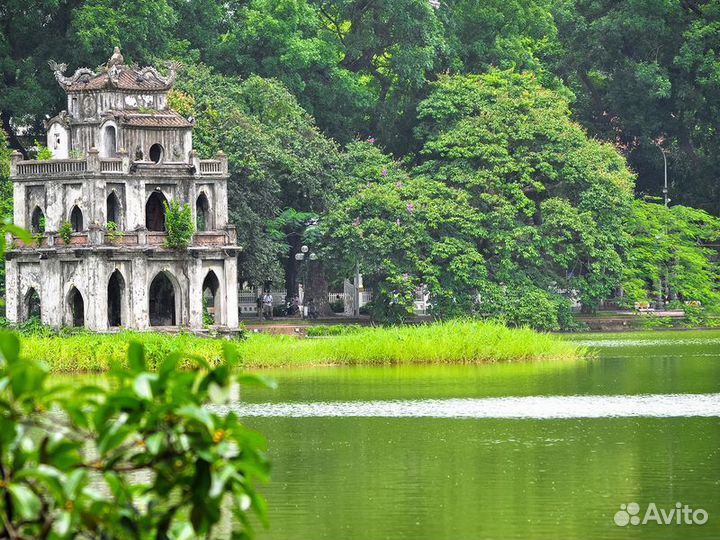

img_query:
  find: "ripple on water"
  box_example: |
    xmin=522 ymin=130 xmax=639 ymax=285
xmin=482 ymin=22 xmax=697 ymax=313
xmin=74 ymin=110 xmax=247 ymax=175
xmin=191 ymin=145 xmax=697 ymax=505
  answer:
xmin=219 ymin=393 xmax=720 ymax=419
xmin=573 ymin=337 xmax=720 ymax=348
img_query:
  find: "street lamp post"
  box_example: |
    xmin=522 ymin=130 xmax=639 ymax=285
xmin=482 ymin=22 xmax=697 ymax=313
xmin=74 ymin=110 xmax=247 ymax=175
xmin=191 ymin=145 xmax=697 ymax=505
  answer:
xmin=294 ymin=245 xmax=318 ymax=317
xmin=654 ymin=142 xmax=669 ymax=207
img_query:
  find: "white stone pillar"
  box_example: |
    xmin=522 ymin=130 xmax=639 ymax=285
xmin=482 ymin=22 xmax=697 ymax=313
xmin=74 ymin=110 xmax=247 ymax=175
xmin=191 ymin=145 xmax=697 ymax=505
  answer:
xmin=5 ymin=260 xmax=19 ymax=322
xmin=130 ymin=256 xmax=148 ymax=330
xmin=42 ymin=258 xmax=63 ymax=328
xmin=85 ymin=255 xmax=105 ymax=331
xmin=224 ymin=256 xmax=239 ymax=329
xmin=12 ymin=180 xmax=25 ymax=229
xmin=188 ymin=256 xmax=203 ymax=329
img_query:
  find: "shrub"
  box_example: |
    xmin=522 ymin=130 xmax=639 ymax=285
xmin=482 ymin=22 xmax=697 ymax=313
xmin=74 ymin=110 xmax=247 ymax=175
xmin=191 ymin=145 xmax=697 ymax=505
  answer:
xmin=164 ymin=200 xmax=194 ymax=250
xmin=33 ymin=140 xmax=53 ymax=160
xmin=58 ymin=221 xmax=73 ymax=245
xmin=0 ymin=332 xmax=271 ymax=539
xmin=106 ymin=221 xmax=123 ymax=242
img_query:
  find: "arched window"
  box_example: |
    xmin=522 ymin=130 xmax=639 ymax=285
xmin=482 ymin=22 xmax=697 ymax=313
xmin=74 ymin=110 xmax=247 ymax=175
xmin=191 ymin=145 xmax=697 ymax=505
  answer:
xmin=68 ymin=287 xmax=84 ymax=327
xmin=196 ymin=192 xmax=210 ymax=231
xmin=149 ymin=271 xmax=176 ymax=326
xmin=70 ymin=205 xmax=83 ymax=232
xmin=103 ymin=125 xmax=117 ymax=157
xmin=24 ymin=288 xmax=41 ymax=321
xmin=149 ymin=143 xmax=164 ymax=164
xmin=108 ymin=270 xmax=125 ymax=327
xmin=31 ymin=207 xmax=45 ymax=233
xmin=202 ymin=271 xmax=220 ymax=325
xmin=107 ymin=191 xmax=121 ymax=226
xmin=145 ymin=191 xmax=167 ymax=232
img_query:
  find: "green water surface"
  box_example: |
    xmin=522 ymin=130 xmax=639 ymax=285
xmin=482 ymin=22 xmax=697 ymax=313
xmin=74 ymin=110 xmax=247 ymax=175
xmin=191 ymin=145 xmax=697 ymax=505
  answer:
xmin=239 ymin=330 xmax=720 ymax=539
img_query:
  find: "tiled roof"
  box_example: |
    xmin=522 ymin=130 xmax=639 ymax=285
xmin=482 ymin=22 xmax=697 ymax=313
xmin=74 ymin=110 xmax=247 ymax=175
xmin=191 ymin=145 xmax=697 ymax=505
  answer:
xmin=66 ymin=67 xmax=171 ymax=92
xmin=109 ymin=110 xmax=192 ymax=128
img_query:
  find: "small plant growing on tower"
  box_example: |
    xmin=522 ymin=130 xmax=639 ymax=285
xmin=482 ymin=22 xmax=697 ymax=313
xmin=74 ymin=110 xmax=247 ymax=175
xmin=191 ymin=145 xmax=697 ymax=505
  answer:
xmin=59 ymin=221 xmax=73 ymax=245
xmin=106 ymin=220 xmax=123 ymax=242
xmin=164 ymin=200 xmax=194 ymax=250
xmin=33 ymin=139 xmax=53 ymax=160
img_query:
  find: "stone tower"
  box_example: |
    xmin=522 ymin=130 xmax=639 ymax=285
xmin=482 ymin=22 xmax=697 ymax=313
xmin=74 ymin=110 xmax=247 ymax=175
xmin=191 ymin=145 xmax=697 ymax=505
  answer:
xmin=5 ymin=49 xmax=240 ymax=331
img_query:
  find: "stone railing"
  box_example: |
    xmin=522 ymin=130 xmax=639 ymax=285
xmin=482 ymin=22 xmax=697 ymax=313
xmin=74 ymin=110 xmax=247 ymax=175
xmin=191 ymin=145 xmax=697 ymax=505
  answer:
xmin=192 ymin=150 xmax=228 ymax=176
xmin=11 ymin=228 xmax=235 ymax=250
xmin=16 ymin=159 xmax=87 ymax=176
xmin=198 ymin=160 xmax=222 ymax=175
xmin=12 ymin=148 xmax=229 ymax=179
xmin=100 ymin=158 xmax=124 ymax=173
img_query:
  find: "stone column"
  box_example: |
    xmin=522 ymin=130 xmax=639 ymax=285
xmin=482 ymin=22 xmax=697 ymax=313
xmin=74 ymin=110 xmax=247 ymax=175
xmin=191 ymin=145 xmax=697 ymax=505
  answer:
xmin=118 ymin=148 xmax=130 ymax=174
xmin=12 ymin=181 xmax=25 ymax=229
xmin=9 ymin=151 xmax=22 ymax=178
xmin=188 ymin=256 xmax=203 ymax=329
xmin=190 ymin=149 xmax=200 ymax=176
xmin=217 ymin=151 xmax=228 ymax=175
xmin=5 ymin=259 xmax=19 ymax=322
xmin=42 ymin=257 xmax=63 ymax=328
xmin=215 ymin=178 xmax=229 ymax=228
xmin=87 ymin=147 xmax=100 ymax=172
xmin=224 ymin=255 xmax=239 ymax=329
xmin=84 ymin=254 xmax=104 ymax=331
xmin=130 ymin=256 xmax=148 ymax=330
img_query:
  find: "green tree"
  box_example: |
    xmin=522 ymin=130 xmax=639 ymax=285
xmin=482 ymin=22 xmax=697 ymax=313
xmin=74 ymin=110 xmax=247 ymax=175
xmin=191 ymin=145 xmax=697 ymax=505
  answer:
xmin=323 ymin=71 xmax=635 ymax=328
xmin=550 ymin=0 xmax=720 ymax=211
xmin=321 ymin=142 xmax=487 ymax=322
xmin=174 ymin=64 xmax=342 ymax=287
xmin=622 ymin=199 xmax=720 ymax=308
xmin=414 ymin=71 xmax=634 ymax=315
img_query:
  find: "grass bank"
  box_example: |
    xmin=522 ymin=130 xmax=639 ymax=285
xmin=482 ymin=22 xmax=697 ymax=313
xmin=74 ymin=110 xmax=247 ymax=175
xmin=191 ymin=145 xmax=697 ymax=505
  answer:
xmin=15 ymin=321 xmax=584 ymax=373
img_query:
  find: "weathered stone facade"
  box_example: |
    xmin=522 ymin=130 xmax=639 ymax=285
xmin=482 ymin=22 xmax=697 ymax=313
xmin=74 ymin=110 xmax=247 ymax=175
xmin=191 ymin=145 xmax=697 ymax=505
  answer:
xmin=5 ymin=49 xmax=240 ymax=331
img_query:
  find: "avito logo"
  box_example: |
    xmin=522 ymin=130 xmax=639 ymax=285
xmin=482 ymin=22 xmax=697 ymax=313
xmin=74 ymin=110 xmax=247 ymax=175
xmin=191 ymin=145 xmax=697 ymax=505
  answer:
xmin=614 ymin=502 xmax=708 ymax=527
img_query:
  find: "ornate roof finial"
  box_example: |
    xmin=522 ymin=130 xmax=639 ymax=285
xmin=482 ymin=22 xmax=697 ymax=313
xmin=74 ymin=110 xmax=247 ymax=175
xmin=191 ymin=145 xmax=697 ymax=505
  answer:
xmin=107 ymin=47 xmax=124 ymax=68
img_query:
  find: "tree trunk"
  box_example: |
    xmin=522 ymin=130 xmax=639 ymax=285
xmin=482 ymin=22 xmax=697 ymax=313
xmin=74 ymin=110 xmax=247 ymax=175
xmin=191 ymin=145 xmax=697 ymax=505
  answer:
xmin=284 ymin=234 xmax=302 ymax=298
xmin=1 ymin=111 xmax=27 ymax=158
xmin=305 ymin=261 xmax=333 ymax=316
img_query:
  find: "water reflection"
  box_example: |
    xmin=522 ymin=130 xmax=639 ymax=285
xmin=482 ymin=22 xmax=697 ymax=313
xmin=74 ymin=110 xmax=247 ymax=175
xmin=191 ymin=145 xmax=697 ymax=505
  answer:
xmin=225 ymin=393 xmax=720 ymax=419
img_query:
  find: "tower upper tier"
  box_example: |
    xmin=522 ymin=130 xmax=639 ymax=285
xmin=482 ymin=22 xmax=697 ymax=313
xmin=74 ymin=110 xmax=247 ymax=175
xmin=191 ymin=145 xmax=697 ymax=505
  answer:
xmin=46 ymin=48 xmax=192 ymax=161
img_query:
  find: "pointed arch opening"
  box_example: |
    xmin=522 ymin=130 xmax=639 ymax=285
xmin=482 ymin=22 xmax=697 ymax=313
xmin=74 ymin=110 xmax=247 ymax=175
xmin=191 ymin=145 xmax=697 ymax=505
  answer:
xmin=108 ymin=270 xmax=125 ymax=327
xmin=202 ymin=271 xmax=220 ymax=325
xmin=31 ymin=206 xmax=45 ymax=233
xmin=24 ymin=288 xmax=41 ymax=321
xmin=149 ymin=271 xmax=177 ymax=326
xmin=67 ymin=287 xmax=84 ymax=327
xmin=70 ymin=205 xmax=83 ymax=232
xmin=196 ymin=192 xmax=210 ymax=232
xmin=107 ymin=191 xmax=122 ymax=227
xmin=146 ymin=191 xmax=167 ymax=232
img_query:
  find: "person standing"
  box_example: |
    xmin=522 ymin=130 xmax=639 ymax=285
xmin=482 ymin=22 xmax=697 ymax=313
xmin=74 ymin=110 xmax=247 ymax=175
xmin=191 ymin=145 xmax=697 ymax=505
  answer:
xmin=262 ymin=292 xmax=274 ymax=320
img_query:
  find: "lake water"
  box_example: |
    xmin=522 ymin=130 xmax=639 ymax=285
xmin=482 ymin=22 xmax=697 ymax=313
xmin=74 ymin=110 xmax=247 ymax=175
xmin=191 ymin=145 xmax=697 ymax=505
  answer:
xmin=237 ymin=330 xmax=720 ymax=539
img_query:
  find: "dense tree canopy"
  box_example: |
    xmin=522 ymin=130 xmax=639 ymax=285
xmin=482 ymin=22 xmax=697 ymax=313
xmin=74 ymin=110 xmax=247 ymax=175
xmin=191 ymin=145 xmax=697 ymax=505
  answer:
xmin=3 ymin=0 xmax=720 ymax=327
xmin=322 ymin=71 xmax=635 ymax=327
xmin=172 ymin=64 xmax=341 ymax=287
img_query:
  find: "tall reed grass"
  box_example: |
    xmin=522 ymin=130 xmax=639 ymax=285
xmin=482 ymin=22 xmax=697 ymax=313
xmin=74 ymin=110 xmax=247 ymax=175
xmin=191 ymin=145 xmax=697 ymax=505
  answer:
xmin=241 ymin=320 xmax=582 ymax=367
xmin=16 ymin=320 xmax=583 ymax=373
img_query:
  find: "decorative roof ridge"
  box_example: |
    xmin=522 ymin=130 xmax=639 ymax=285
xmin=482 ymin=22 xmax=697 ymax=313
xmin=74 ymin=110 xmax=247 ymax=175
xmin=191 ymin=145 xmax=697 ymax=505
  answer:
xmin=48 ymin=48 xmax=181 ymax=91
xmin=48 ymin=60 xmax=97 ymax=90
